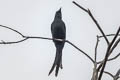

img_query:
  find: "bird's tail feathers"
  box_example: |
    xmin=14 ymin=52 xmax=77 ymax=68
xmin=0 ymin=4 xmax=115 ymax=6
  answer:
xmin=48 ymin=48 xmax=62 ymax=77
xmin=55 ymin=50 xmax=62 ymax=76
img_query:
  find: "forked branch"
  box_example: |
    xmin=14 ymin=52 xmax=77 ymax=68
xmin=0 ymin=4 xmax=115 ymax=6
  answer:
xmin=0 ymin=25 xmax=94 ymax=63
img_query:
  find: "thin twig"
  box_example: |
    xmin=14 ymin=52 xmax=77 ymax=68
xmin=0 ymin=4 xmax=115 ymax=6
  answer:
xmin=66 ymin=40 xmax=95 ymax=63
xmin=0 ymin=25 xmax=24 ymax=37
xmin=108 ymin=53 xmax=120 ymax=61
xmin=104 ymin=69 xmax=120 ymax=80
xmin=95 ymin=36 xmax=99 ymax=62
xmin=98 ymin=27 xmax=120 ymax=80
xmin=98 ymin=34 xmax=120 ymax=38
xmin=24 ymin=36 xmax=53 ymax=40
xmin=72 ymin=1 xmax=88 ymax=12
xmin=0 ymin=38 xmax=29 ymax=44
xmin=104 ymin=71 xmax=114 ymax=78
xmin=72 ymin=1 xmax=109 ymax=45
xmin=97 ymin=53 xmax=120 ymax=64
xmin=88 ymin=10 xmax=109 ymax=45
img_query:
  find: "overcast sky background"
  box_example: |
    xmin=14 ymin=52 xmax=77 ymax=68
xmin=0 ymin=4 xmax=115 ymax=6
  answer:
xmin=0 ymin=0 xmax=119 ymax=80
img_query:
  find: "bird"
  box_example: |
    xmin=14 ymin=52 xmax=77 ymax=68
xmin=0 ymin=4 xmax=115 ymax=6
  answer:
xmin=48 ymin=8 xmax=66 ymax=77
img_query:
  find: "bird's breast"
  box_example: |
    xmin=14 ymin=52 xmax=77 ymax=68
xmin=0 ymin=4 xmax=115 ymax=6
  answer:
xmin=51 ymin=19 xmax=66 ymax=39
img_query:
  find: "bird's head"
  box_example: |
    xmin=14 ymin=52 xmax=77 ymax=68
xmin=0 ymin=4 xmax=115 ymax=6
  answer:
xmin=55 ymin=8 xmax=62 ymax=19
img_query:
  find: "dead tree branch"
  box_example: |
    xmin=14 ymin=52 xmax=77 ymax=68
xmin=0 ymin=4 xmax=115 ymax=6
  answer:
xmin=95 ymin=36 xmax=99 ymax=62
xmin=98 ymin=34 xmax=120 ymax=38
xmin=72 ymin=1 xmax=120 ymax=80
xmin=103 ymin=71 xmax=114 ymax=78
xmin=91 ymin=36 xmax=100 ymax=80
xmin=0 ymin=25 xmax=24 ymax=37
xmin=114 ymin=69 xmax=120 ymax=80
xmin=115 ymin=69 xmax=120 ymax=77
xmin=103 ymin=69 xmax=120 ymax=80
xmin=98 ymin=27 xmax=120 ymax=80
xmin=72 ymin=1 xmax=109 ymax=45
xmin=97 ymin=52 xmax=120 ymax=64
xmin=66 ymin=40 xmax=95 ymax=63
xmin=0 ymin=25 xmax=94 ymax=64
xmin=0 ymin=38 xmax=29 ymax=44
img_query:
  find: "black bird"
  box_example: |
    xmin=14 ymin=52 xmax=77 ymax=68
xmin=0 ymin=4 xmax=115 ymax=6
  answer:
xmin=49 ymin=8 xmax=66 ymax=77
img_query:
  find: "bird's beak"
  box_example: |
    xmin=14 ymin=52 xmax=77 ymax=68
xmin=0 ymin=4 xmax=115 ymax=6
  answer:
xmin=58 ymin=8 xmax=61 ymax=12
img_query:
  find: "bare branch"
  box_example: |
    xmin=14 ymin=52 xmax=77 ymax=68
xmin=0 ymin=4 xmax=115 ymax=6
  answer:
xmin=104 ymin=71 xmax=114 ymax=78
xmin=97 ymin=53 xmax=120 ymax=64
xmin=109 ymin=38 xmax=120 ymax=55
xmin=66 ymin=40 xmax=95 ymax=63
xmin=72 ymin=3 xmax=120 ymax=79
xmin=72 ymin=1 xmax=88 ymax=13
xmin=98 ymin=34 xmax=120 ymax=38
xmin=95 ymin=36 xmax=99 ymax=62
xmin=0 ymin=24 xmax=95 ymax=64
xmin=108 ymin=53 xmax=120 ymax=61
xmin=24 ymin=36 xmax=53 ymax=41
xmin=72 ymin=1 xmax=109 ymax=45
xmin=0 ymin=38 xmax=29 ymax=44
xmin=98 ymin=27 xmax=120 ymax=80
xmin=103 ymin=69 xmax=120 ymax=80
xmin=115 ymin=69 xmax=120 ymax=78
xmin=0 ymin=25 xmax=24 ymax=37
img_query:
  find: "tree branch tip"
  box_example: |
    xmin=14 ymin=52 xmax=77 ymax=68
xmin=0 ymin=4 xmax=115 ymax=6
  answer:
xmin=72 ymin=1 xmax=78 ymax=5
xmin=72 ymin=1 xmax=75 ymax=3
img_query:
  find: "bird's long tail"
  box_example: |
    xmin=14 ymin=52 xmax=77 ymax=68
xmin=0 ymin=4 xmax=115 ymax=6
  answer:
xmin=48 ymin=48 xmax=62 ymax=77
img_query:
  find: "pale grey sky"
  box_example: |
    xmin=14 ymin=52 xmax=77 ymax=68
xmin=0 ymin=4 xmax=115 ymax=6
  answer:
xmin=0 ymin=0 xmax=119 ymax=80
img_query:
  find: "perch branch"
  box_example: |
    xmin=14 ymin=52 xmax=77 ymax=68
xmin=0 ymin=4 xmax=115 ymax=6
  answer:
xmin=0 ymin=38 xmax=29 ymax=44
xmin=0 ymin=25 xmax=94 ymax=63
